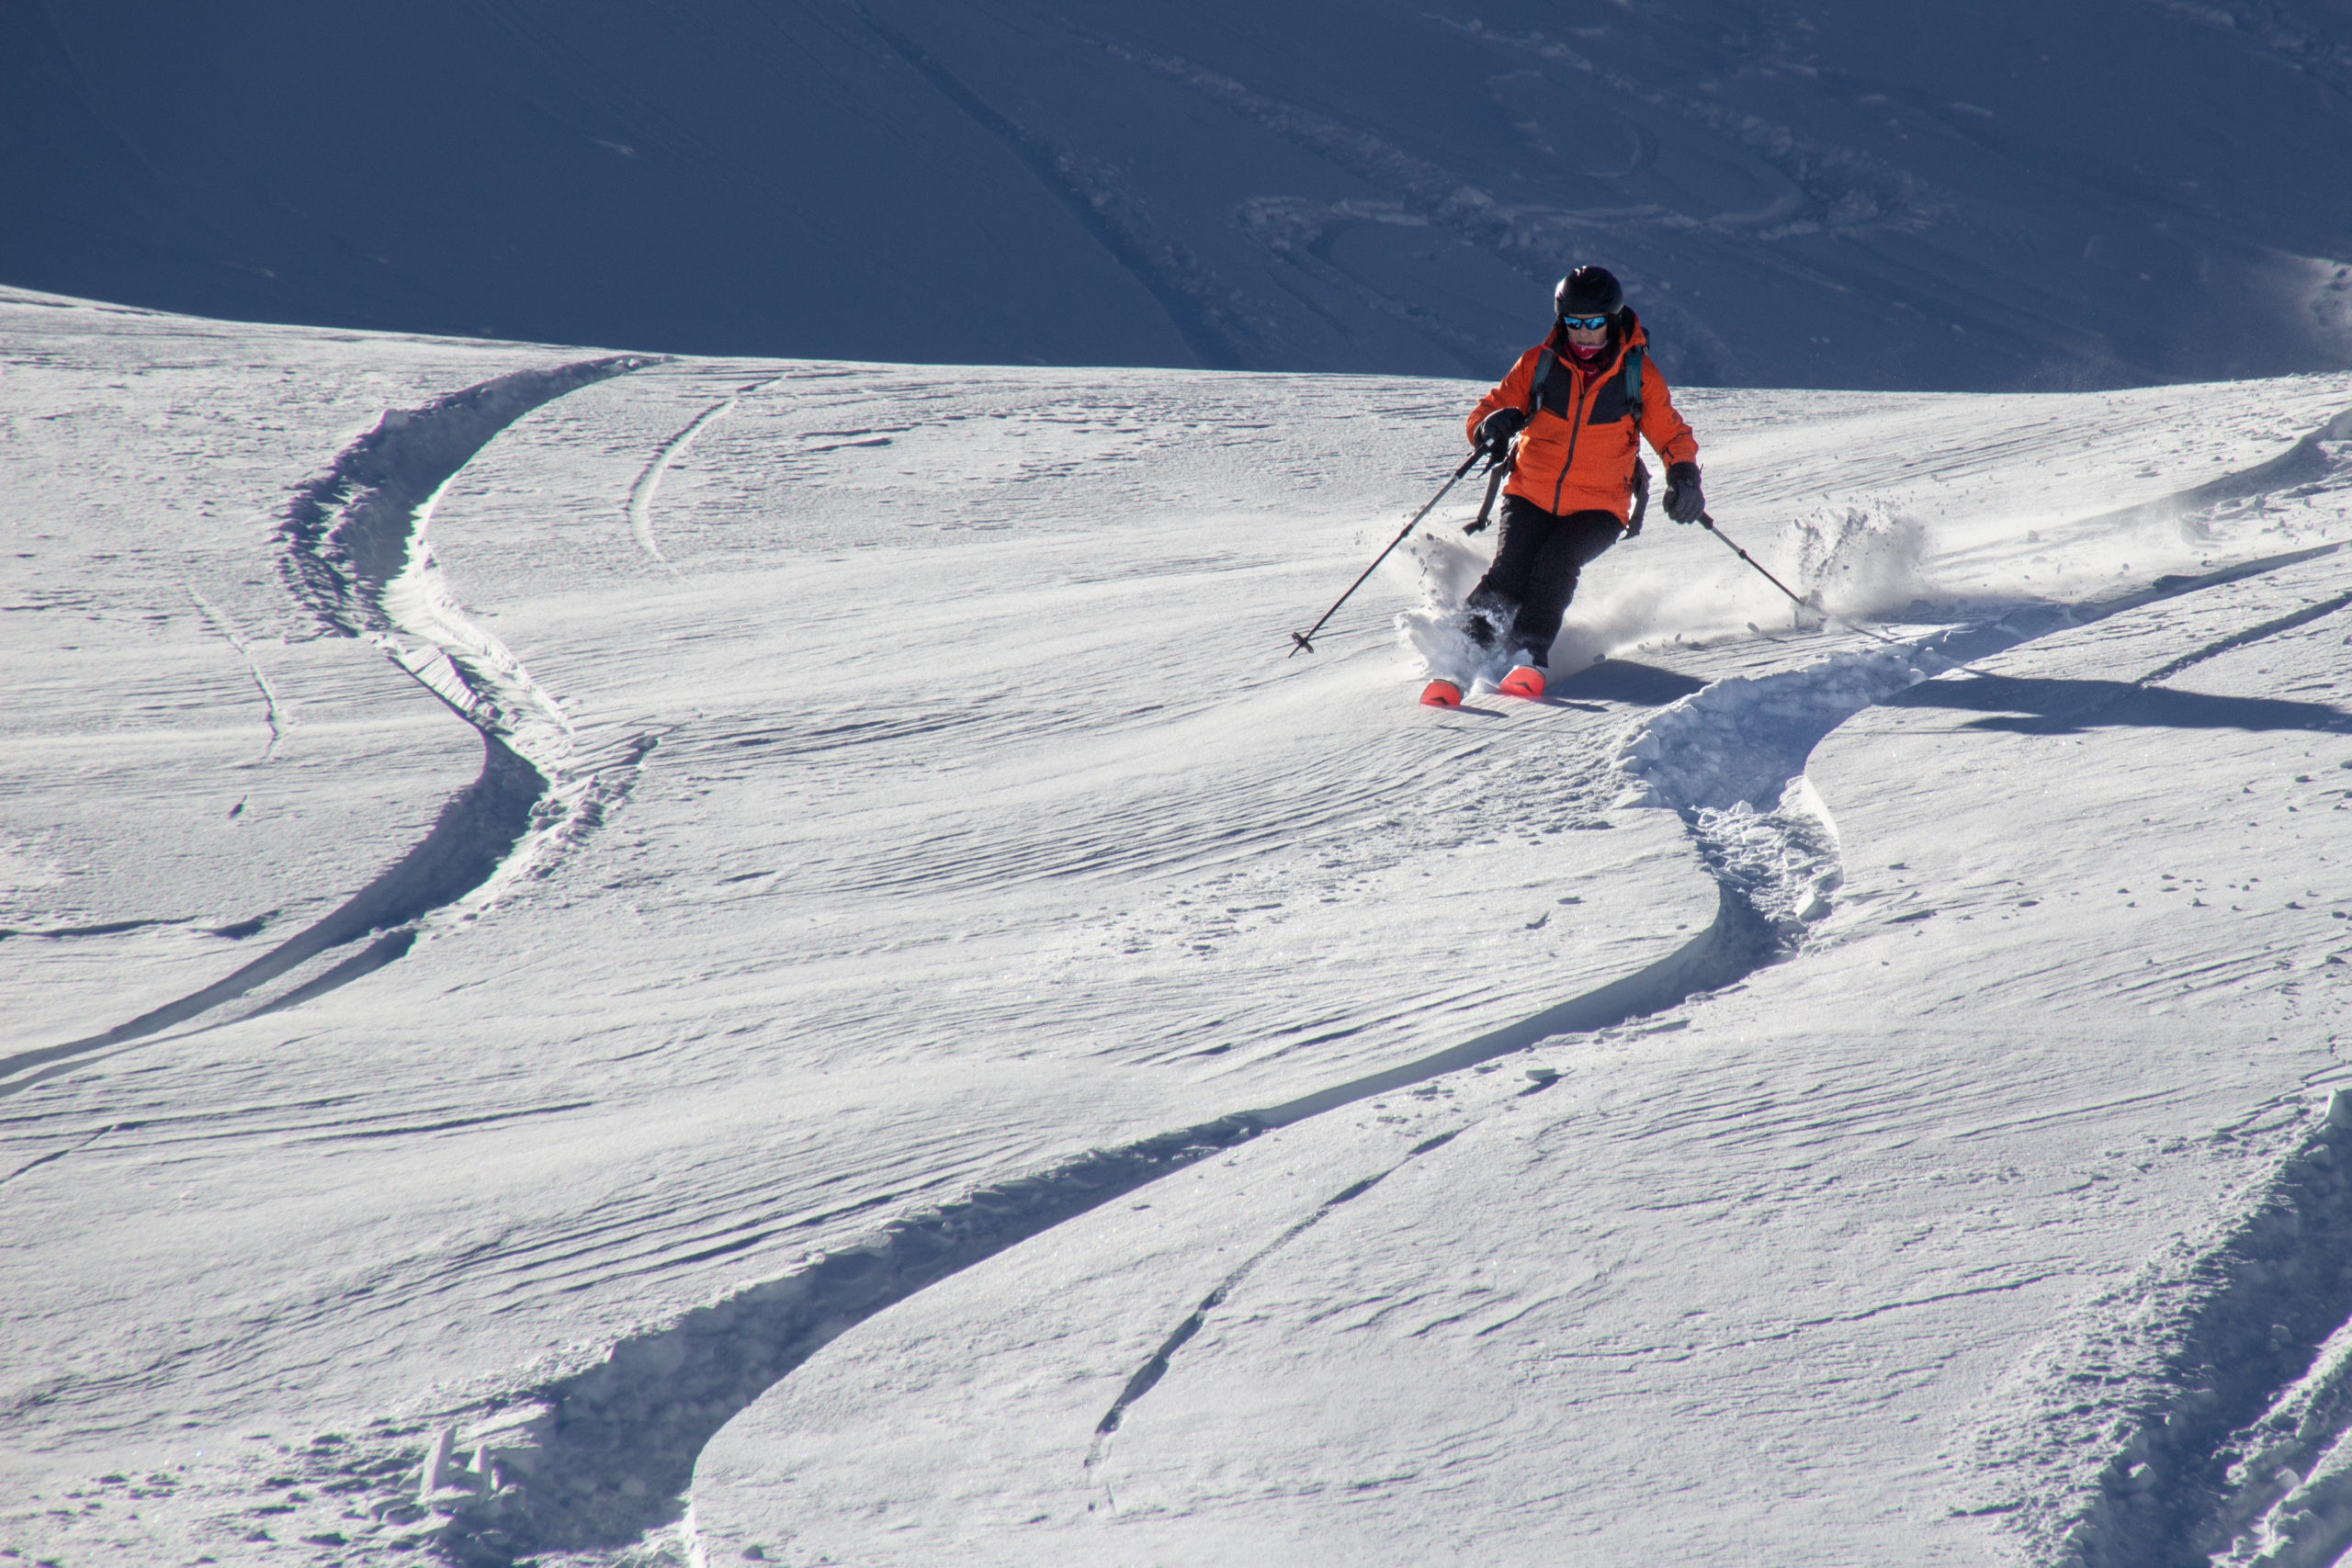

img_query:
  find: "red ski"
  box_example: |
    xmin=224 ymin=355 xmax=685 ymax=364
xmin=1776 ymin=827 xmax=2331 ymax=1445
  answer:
xmin=1419 ymin=679 xmax=1463 ymax=707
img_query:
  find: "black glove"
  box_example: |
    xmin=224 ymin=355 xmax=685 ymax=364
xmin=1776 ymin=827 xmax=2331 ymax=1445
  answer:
xmin=1475 ymin=407 xmax=1526 ymax=455
xmin=1663 ymin=461 xmax=1704 ymax=524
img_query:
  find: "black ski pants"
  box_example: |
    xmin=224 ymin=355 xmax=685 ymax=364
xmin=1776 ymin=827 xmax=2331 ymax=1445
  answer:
xmin=1465 ymin=497 xmax=1623 ymax=665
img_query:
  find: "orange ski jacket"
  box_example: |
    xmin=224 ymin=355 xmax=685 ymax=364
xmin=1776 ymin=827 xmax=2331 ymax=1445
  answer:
xmin=1465 ymin=310 xmax=1699 ymax=523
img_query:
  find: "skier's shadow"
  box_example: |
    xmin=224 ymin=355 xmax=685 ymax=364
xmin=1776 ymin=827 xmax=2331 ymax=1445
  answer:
xmin=1548 ymin=660 xmax=1706 ymax=709
xmin=1888 ymin=675 xmax=2351 ymax=736
xmin=1443 ymin=695 xmax=1606 ymax=717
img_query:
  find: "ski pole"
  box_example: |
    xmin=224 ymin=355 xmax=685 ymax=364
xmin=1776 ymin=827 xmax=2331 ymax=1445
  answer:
xmin=1697 ymin=512 xmax=1912 ymax=652
xmin=1695 ymin=512 xmax=1811 ymax=606
xmin=1290 ymin=447 xmax=1496 ymax=656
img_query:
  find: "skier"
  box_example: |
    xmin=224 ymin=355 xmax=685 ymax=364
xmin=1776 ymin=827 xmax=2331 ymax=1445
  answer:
xmin=1435 ymin=265 xmax=1704 ymax=705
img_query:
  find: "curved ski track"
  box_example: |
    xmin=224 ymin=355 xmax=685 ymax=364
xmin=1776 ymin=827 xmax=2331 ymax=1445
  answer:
xmin=185 ymin=585 xmax=286 ymax=763
xmin=0 ymin=355 xmax=658 ymax=1099
xmin=74 ymin=392 xmax=2352 ymax=1568
xmin=628 ymin=377 xmax=781 ymax=561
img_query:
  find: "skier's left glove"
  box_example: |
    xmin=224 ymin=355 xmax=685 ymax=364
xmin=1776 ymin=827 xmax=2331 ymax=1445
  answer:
xmin=1663 ymin=462 xmax=1705 ymax=524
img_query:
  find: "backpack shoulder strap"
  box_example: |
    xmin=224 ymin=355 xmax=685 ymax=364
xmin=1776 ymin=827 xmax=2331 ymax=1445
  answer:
xmin=1623 ymin=344 xmax=1649 ymax=527
xmin=1522 ymin=346 xmax=1557 ymax=417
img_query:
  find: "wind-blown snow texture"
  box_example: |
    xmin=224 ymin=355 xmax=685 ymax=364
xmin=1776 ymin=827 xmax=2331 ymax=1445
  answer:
xmin=6 ymin=285 xmax=2352 ymax=1568
xmin=5 ymin=1 xmax=2351 ymax=389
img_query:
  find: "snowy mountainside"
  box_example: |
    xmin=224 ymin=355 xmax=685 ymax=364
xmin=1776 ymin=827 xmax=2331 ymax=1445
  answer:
xmin=6 ymin=0 xmax=2352 ymax=389
xmin=3 ymin=285 xmax=2352 ymax=1566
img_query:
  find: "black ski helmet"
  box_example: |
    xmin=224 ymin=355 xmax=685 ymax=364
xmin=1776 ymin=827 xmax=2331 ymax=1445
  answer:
xmin=1555 ymin=265 xmax=1623 ymax=321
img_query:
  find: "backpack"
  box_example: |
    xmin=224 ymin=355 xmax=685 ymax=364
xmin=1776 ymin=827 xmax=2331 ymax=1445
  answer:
xmin=1521 ymin=340 xmax=1645 ymax=426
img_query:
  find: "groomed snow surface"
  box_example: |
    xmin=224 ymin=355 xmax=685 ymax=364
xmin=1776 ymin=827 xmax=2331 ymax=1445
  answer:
xmin=5 ymin=285 xmax=2352 ymax=1567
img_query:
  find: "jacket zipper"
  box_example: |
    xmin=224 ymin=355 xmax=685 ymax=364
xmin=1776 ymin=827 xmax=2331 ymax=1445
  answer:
xmin=1550 ymin=356 xmax=1600 ymax=514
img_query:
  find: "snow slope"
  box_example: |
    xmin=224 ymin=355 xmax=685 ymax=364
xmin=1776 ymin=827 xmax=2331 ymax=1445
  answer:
xmin=6 ymin=1 xmax=2352 ymax=389
xmin=693 ymin=552 xmax=2352 ymax=1567
xmin=3 ymin=284 xmax=2352 ymax=1566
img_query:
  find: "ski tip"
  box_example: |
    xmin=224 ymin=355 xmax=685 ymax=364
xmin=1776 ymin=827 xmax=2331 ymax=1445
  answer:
xmin=1419 ymin=679 xmax=1464 ymax=708
xmin=1498 ymin=665 xmax=1545 ymax=700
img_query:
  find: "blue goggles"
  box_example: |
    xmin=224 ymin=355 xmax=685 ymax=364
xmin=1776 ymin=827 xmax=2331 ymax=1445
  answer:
xmin=1558 ymin=313 xmax=1613 ymax=332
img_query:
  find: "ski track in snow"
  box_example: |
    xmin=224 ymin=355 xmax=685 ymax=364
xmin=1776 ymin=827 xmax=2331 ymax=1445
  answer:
xmin=356 ymin=405 xmax=2346 ymax=1565
xmin=0 ymin=1121 xmax=119 ymax=1191
xmin=285 ymin=395 xmax=2345 ymax=1568
xmin=1929 ymin=558 xmax=2352 ymax=1565
xmin=627 ymin=378 xmax=780 ymax=561
xmin=2138 ymin=586 xmax=2352 ymax=689
xmin=1081 ymin=1127 xmax=1466 ymax=1505
xmin=0 ymin=355 xmax=660 ymax=1099
xmin=1982 ymin=1092 xmax=2352 ymax=1568
xmin=13 ymin=336 xmax=2351 ymax=1567
xmin=658 ymin=550 xmax=2352 ymax=1567
xmin=184 ymin=585 xmax=286 ymax=763
xmin=311 ymin=1114 xmax=1271 ymax=1559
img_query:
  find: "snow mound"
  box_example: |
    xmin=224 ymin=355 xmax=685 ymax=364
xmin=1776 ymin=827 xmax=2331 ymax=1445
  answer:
xmin=1618 ymin=645 xmax=1936 ymax=814
xmin=1609 ymin=644 xmax=1928 ymax=950
xmin=1689 ymin=780 xmax=1846 ymax=944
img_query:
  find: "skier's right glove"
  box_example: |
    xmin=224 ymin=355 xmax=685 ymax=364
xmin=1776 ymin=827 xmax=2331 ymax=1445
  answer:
xmin=1474 ymin=407 xmax=1526 ymax=456
xmin=1664 ymin=461 xmax=1705 ymax=524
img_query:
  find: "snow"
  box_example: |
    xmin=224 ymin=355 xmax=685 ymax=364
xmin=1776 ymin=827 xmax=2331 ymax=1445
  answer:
xmin=4 ymin=282 xmax=2352 ymax=1567
xmin=688 ymin=549 xmax=2352 ymax=1568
